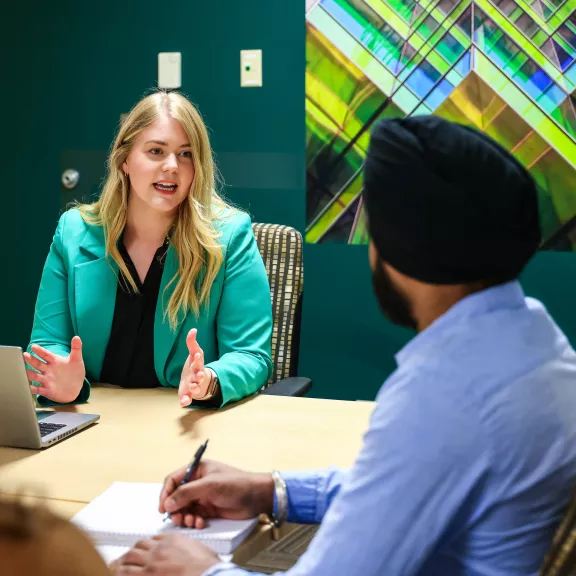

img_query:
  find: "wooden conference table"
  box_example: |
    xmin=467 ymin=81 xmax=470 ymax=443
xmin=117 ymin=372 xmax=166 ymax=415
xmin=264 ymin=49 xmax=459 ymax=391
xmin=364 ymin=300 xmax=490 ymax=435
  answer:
xmin=0 ymin=386 xmax=375 ymax=564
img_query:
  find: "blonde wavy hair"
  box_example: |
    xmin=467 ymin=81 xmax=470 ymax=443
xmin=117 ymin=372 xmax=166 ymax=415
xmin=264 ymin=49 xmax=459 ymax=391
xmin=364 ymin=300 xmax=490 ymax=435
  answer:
xmin=79 ymin=90 xmax=232 ymax=330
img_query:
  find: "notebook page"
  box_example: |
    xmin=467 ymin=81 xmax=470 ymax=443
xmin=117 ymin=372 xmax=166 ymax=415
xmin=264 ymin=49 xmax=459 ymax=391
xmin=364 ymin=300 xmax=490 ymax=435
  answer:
xmin=97 ymin=546 xmax=233 ymax=566
xmin=73 ymin=482 xmax=258 ymax=555
xmin=98 ymin=545 xmax=130 ymax=565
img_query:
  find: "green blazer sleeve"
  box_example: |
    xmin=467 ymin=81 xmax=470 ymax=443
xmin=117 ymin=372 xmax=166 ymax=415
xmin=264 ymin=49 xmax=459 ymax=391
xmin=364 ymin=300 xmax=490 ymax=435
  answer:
xmin=28 ymin=212 xmax=91 ymax=405
xmin=204 ymin=214 xmax=273 ymax=406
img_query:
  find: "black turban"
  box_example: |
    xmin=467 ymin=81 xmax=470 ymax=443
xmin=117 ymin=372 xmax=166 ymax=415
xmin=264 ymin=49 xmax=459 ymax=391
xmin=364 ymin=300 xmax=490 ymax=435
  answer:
xmin=363 ymin=115 xmax=541 ymax=284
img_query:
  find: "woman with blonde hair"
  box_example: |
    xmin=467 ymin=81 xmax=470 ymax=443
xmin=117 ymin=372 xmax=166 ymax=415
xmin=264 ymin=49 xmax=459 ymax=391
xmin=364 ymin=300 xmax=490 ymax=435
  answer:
xmin=25 ymin=91 xmax=273 ymax=408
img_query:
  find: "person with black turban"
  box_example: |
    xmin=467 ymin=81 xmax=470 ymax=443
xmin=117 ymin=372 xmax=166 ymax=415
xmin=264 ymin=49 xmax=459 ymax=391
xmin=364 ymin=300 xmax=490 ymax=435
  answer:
xmin=113 ymin=117 xmax=576 ymax=576
xmin=364 ymin=115 xmax=541 ymax=331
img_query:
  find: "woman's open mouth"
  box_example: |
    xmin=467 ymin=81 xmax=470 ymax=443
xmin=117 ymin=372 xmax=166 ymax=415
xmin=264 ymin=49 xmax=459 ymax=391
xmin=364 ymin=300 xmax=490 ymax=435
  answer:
xmin=154 ymin=182 xmax=178 ymax=195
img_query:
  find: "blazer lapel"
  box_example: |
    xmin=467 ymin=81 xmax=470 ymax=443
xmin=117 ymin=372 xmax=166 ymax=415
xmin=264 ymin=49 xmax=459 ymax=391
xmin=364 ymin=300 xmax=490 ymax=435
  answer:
xmin=74 ymin=227 xmax=118 ymax=380
xmin=154 ymin=245 xmax=185 ymax=385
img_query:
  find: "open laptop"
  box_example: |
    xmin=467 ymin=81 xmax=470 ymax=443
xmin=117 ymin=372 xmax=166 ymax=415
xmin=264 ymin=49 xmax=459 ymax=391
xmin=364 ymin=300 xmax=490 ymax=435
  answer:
xmin=0 ymin=346 xmax=99 ymax=449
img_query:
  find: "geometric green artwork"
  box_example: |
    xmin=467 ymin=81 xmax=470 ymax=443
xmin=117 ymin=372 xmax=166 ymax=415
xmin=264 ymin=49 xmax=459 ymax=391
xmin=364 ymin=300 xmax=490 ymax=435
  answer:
xmin=305 ymin=0 xmax=576 ymax=248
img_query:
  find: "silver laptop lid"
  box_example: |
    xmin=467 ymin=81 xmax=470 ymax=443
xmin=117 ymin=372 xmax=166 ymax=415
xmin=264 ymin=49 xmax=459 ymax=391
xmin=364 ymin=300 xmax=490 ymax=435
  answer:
xmin=0 ymin=346 xmax=43 ymax=449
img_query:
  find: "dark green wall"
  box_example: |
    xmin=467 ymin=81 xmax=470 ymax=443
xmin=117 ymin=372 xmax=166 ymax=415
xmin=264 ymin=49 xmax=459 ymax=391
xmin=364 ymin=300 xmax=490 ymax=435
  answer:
xmin=0 ymin=1 xmax=59 ymax=355
xmin=299 ymin=248 xmax=576 ymax=401
xmin=2 ymin=1 xmax=576 ymax=403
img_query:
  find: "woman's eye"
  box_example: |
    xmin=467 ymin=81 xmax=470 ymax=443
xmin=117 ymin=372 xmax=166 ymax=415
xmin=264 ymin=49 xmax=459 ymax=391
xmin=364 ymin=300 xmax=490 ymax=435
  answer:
xmin=149 ymin=148 xmax=162 ymax=155
xmin=180 ymin=151 xmax=192 ymax=158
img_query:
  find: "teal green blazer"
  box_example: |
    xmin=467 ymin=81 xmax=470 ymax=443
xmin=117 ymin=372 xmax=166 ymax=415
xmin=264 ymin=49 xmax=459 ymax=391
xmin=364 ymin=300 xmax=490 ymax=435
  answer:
xmin=29 ymin=208 xmax=273 ymax=407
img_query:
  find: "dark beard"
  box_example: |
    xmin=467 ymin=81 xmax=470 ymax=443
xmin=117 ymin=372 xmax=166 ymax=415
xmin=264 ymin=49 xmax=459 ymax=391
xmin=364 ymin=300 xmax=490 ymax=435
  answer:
xmin=372 ymin=264 xmax=418 ymax=330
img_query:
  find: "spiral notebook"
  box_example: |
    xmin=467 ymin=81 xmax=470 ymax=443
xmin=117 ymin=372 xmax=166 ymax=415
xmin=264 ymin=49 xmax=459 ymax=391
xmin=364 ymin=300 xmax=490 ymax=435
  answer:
xmin=72 ymin=482 xmax=258 ymax=556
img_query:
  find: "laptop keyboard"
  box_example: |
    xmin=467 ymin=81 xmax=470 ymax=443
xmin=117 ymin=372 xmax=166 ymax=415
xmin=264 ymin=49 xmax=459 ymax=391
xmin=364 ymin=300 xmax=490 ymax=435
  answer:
xmin=39 ymin=422 xmax=66 ymax=437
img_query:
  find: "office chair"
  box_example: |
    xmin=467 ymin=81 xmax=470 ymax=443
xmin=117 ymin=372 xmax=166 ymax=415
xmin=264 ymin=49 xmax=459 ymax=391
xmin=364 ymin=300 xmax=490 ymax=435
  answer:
xmin=251 ymin=223 xmax=312 ymax=397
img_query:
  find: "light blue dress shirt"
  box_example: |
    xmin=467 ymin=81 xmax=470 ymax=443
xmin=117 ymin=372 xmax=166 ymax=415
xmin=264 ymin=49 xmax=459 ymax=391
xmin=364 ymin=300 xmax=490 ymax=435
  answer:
xmin=204 ymin=281 xmax=576 ymax=576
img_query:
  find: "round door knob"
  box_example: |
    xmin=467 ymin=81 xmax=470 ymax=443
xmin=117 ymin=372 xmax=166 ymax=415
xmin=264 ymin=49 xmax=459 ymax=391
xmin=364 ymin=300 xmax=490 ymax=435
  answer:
xmin=62 ymin=169 xmax=80 ymax=189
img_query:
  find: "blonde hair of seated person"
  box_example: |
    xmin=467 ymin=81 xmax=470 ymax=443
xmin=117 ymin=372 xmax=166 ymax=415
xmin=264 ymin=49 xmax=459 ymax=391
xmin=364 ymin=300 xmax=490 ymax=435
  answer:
xmin=0 ymin=498 xmax=110 ymax=576
xmin=79 ymin=90 xmax=232 ymax=330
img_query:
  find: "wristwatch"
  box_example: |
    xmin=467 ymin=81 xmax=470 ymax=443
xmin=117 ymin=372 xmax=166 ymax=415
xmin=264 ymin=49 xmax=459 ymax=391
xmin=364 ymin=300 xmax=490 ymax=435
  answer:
xmin=198 ymin=368 xmax=219 ymax=401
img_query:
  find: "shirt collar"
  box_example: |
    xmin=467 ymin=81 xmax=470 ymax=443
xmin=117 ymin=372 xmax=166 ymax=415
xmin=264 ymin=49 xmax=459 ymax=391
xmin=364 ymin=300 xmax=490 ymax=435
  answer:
xmin=395 ymin=280 xmax=527 ymax=366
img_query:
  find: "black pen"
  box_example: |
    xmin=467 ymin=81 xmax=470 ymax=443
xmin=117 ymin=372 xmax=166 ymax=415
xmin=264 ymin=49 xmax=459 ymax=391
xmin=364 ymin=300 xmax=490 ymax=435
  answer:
xmin=163 ymin=439 xmax=209 ymax=522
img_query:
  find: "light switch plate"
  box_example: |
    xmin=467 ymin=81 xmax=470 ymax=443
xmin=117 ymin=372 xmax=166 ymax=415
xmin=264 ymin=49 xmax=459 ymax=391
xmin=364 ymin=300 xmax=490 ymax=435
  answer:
xmin=158 ymin=52 xmax=181 ymax=89
xmin=240 ymin=50 xmax=263 ymax=87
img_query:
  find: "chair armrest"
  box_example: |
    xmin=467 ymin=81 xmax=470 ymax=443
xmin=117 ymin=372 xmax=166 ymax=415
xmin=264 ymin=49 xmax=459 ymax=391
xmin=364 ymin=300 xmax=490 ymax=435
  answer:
xmin=262 ymin=377 xmax=312 ymax=397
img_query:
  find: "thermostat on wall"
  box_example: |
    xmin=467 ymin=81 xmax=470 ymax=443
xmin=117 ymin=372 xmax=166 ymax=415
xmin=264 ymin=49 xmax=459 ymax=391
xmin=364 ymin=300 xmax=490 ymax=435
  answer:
xmin=158 ymin=52 xmax=181 ymax=89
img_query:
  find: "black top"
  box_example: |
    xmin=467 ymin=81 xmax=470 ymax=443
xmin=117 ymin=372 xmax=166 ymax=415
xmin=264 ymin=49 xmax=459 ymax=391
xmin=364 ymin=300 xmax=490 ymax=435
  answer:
xmin=100 ymin=238 xmax=169 ymax=388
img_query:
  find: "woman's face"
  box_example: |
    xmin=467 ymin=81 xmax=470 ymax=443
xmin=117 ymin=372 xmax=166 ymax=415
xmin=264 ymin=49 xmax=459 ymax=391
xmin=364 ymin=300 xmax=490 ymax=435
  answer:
xmin=122 ymin=114 xmax=195 ymax=215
